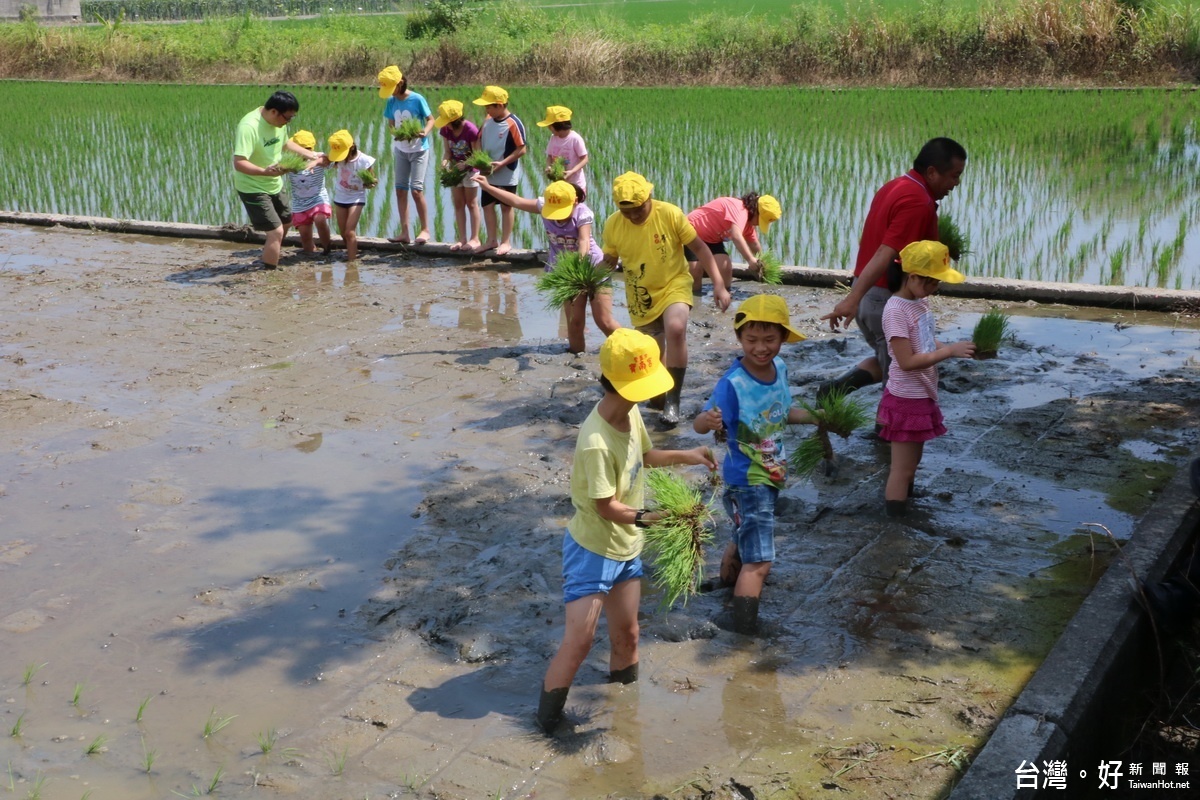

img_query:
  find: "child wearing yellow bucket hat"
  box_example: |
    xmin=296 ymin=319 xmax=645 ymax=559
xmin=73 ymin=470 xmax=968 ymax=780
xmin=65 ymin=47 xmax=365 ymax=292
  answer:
xmin=471 ymin=176 xmax=617 ymax=353
xmin=433 ymin=99 xmax=482 ymax=252
xmin=878 ymin=240 xmax=974 ymax=518
xmin=327 ymin=129 xmax=377 ymax=264
xmin=537 ymin=106 xmax=590 ymax=196
xmin=285 ymin=130 xmax=332 ymax=256
xmin=379 ymin=65 xmax=435 ymax=246
xmin=600 ymin=171 xmax=732 ymax=427
xmin=471 ymin=86 xmax=526 ymax=256
xmin=686 ymin=193 xmax=782 ymax=294
xmin=536 ymin=328 xmax=717 ymax=734
xmin=693 ymin=294 xmax=814 ymax=634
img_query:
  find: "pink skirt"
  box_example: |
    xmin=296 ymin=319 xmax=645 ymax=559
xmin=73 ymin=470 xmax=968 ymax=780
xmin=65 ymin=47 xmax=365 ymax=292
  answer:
xmin=292 ymin=203 xmax=331 ymax=226
xmin=877 ymin=389 xmax=946 ymax=443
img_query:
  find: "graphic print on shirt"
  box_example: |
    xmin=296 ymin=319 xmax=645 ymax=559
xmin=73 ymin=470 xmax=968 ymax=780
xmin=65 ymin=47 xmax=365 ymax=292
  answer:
xmin=736 ymin=399 xmax=789 ymax=484
xmin=625 ymin=263 xmax=653 ymax=317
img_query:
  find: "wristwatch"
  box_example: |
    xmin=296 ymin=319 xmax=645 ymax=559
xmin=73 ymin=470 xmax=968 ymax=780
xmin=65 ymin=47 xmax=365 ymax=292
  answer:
xmin=634 ymin=509 xmax=651 ymax=529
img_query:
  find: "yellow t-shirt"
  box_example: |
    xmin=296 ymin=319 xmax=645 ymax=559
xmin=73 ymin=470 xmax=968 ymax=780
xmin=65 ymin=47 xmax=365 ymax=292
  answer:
xmin=567 ymin=403 xmax=652 ymax=560
xmin=602 ymin=200 xmax=698 ymax=327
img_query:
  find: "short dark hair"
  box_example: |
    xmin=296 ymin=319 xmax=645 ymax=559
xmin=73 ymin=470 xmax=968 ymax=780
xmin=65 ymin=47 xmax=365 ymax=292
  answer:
xmin=914 ymin=137 xmax=966 ymax=173
xmin=265 ymin=91 xmax=299 ymax=114
xmin=734 ymin=317 xmax=787 ymax=340
xmin=551 ymin=120 xmax=573 ymax=132
xmin=885 ymin=260 xmax=905 ymax=293
xmin=599 ymin=374 xmax=616 ymax=394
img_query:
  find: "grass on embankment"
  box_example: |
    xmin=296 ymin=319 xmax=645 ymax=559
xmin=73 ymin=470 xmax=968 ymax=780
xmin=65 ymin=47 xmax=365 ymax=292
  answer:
xmin=1 ymin=0 xmax=1199 ymax=86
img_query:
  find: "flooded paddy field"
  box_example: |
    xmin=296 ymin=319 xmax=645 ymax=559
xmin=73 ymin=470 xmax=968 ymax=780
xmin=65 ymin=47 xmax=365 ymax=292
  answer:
xmin=1 ymin=224 xmax=1198 ymax=799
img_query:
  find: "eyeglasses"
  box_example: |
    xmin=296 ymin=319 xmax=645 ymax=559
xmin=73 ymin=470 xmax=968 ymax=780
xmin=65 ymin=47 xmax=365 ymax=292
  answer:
xmin=282 ymin=110 xmax=298 ymax=121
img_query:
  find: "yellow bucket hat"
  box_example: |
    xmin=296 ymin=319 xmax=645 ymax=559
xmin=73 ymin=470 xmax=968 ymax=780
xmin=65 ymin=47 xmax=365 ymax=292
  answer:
xmin=432 ymin=99 xmax=464 ymax=129
xmin=289 ymin=130 xmax=316 ymax=151
xmin=536 ymin=106 xmax=572 ymax=127
xmin=899 ymin=241 xmax=965 ymax=283
xmin=472 ymin=85 xmax=509 ymax=106
xmin=541 ymin=181 xmax=577 ymax=221
xmin=600 ymin=329 xmax=674 ymax=403
xmin=377 ymin=66 xmax=402 ymax=99
xmin=612 ymin=172 xmax=653 ymax=207
xmin=733 ymin=295 xmax=805 ymax=343
xmin=327 ymin=129 xmax=354 ymax=163
xmin=757 ymin=195 xmax=781 ymax=234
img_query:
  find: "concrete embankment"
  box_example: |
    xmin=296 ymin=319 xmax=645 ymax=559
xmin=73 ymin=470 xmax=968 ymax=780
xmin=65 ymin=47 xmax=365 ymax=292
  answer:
xmin=5 ymin=210 xmax=1198 ymax=313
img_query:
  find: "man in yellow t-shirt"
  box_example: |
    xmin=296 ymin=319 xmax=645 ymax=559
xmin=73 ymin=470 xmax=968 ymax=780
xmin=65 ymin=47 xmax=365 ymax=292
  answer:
xmin=602 ymin=172 xmax=731 ymax=426
xmin=536 ymin=329 xmax=716 ymax=735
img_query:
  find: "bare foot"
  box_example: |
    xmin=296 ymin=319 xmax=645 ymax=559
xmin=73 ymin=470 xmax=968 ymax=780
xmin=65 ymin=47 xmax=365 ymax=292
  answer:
xmin=474 ymin=240 xmax=498 ymax=255
xmin=415 ymin=230 xmax=431 ymax=245
xmin=449 ymin=242 xmax=463 ymax=251
xmin=466 ymin=238 xmax=481 ymax=250
xmin=387 ymin=234 xmax=411 ymax=244
xmin=495 ymin=242 xmax=512 ymax=256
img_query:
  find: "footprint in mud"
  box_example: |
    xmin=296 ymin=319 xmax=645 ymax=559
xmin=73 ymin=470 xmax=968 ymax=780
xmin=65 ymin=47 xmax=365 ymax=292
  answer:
xmin=174 ymin=569 xmax=323 ymax=627
xmin=0 ymin=539 xmax=35 ymax=566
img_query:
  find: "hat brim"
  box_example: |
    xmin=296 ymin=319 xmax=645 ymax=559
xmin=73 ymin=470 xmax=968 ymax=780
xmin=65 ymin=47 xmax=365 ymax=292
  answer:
xmin=783 ymin=326 xmax=806 ymax=343
xmin=612 ymin=363 xmax=673 ymax=403
xmin=432 ymin=113 xmax=457 ymax=129
xmin=472 ymin=97 xmax=493 ymax=106
xmin=924 ymin=266 xmax=966 ymax=284
xmin=541 ymin=201 xmax=573 ymax=221
xmin=536 ymin=119 xmax=554 ymax=127
xmin=379 ymin=83 xmax=398 ymax=99
xmin=328 ymin=148 xmax=350 ymax=163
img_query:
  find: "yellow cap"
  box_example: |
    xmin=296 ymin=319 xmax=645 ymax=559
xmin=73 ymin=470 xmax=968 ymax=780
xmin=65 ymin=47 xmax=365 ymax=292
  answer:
xmin=757 ymin=195 xmax=781 ymax=234
xmin=612 ymin=172 xmax=653 ymax=207
xmin=327 ymin=129 xmax=354 ymax=163
xmin=432 ymin=99 xmax=464 ymax=129
xmin=536 ymin=105 xmax=572 ymax=127
xmin=541 ymin=181 xmax=577 ymax=221
xmin=472 ymin=85 xmax=509 ymax=106
xmin=733 ymin=295 xmax=805 ymax=343
xmin=600 ymin=329 xmax=674 ymax=403
xmin=289 ymin=130 xmax=316 ymax=151
xmin=899 ymin=241 xmax=965 ymax=283
xmin=378 ymin=66 xmax=402 ymax=99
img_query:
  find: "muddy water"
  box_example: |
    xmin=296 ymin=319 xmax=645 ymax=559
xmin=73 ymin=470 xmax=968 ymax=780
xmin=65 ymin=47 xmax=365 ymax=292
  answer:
xmin=2 ymin=224 xmax=1199 ymax=799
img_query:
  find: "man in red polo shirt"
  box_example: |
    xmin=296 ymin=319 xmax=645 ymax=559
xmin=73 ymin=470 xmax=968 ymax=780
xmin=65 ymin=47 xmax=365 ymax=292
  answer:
xmin=818 ymin=138 xmax=967 ymax=398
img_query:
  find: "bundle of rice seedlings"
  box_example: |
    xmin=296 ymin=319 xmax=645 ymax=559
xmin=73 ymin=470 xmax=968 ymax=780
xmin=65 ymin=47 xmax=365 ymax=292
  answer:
xmin=938 ymin=213 xmax=972 ymax=261
xmin=357 ymin=169 xmax=377 ymax=189
xmin=438 ymin=162 xmax=466 ymax=188
xmin=464 ymin=150 xmax=494 ymax=176
xmin=277 ymin=152 xmax=309 ymax=173
xmin=642 ymin=468 xmax=716 ymax=609
xmin=535 ymin=251 xmax=612 ymax=309
xmin=791 ymin=389 xmax=872 ymax=480
xmin=757 ymin=250 xmax=784 ymax=285
xmin=392 ymin=118 xmax=424 ymax=141
xmin=546 ymin=156 xmax=567 ymax=182
xmin=972 ymin=309 xmax=1011 ymax=359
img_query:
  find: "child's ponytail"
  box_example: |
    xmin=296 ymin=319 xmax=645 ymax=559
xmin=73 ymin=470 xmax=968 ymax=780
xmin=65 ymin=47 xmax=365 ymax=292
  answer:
xmin=885 ymin=261 xmax=905 ymax=293
xmin=740 ymin=192 xmax=760 ymax=217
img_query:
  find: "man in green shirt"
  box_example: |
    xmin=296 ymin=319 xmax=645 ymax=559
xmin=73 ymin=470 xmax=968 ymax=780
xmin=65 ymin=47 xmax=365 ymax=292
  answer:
xmin=232 ymin=91 xmax=320 ymax=270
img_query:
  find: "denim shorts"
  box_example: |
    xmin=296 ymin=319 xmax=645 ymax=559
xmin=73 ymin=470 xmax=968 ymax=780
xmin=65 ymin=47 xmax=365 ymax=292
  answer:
xmin=561 ymin=530 xmax=644 ymax=603
xmin=722 ymin=483 xmax=779 ymax=564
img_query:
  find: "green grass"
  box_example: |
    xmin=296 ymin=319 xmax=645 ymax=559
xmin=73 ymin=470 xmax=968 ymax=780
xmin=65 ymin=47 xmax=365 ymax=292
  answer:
xmin=9 ymin=712 xmax=25 ymax=738
xmin=938 ymin=213 xmax=972 ymax=262
xmin=464 ymin=149 xmax=494 ymax=175
xmin=21 ymin=662 xmax=47 ymax=687
xmin=546 ymin=156 xmax=566 ymax=182
xmin=327 ymin=747 xmax=349 ymax=776
xmin=136 ymin=694 xmax=153 ymax=723
xmin=71 ymin=683 xmax=84 ymax=708
xmin=391 ymin=117 xmax=424 ymax=141
xmin=356 ymin=168 xmax=377 ymax=189
xmin=84 ymin=734 xmax=106 ymax=755
xmin=791 ymin=389 xmax=871 ymax=480
xmin=201 ymin=707 xmax=237 ymax=739
xmin=438 ymin=162 xmax=467 ymax=187
xmin=642 ymin=468 xmax=717 ymax=609
xmin=141 ymin=738 xmax=157 ymax=774
xmin=535 ymin=252 xmax=613 ymax=309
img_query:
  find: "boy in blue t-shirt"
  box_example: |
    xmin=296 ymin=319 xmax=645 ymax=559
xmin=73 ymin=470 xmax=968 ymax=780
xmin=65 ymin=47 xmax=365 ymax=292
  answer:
xmin=693 ymin=294 xmax=813 ymax=634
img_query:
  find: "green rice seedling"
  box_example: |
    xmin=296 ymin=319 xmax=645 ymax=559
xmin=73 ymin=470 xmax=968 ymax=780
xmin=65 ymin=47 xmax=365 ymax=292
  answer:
xmin=206 ymin=767 xmax=224 ymax=794
xmin=972 ymin=309 xmax=1011 ymax=359
xmin=464 ymin=149 xmax=494 ymax=176
xmin=10 ymin=712 xmax=25 ymax=738
xmin=391 ymin=117 xmax=423 ymax=141
xmin=26 ymin=772 xmax=45 ymax=800
xmin=642 ymin=468 xmax=717 ymax=609
xmin=535 ymin=251 xmax=613 ymax=310
xmin=937 ymin=213 xmax=971 ymax=261
xmin=257 ymin=728 xmax=278 ymax=754
xmin=792 ymin=389 xmax=872 ymax=480
xmin=356 ymin=169 xmax=377 ymax=189
xmin=277 ymin=152 xmax=309 ymax=173
xmin=135 ymin=694 xmax=152 ymax=723
xmin=7 ymin=760 xmax=14 ymax=791
xmin=141 ymin=738 xmax=157 ymax=774
xmin=71 ymin=683 xmax=84 ymax=708
xmin=84 ymin=734 xmax=106 ymax=755
xmin=22 ymin=662 xmax=47 ymax=687
xmin=757 ymin=250 xmax=784 ymax=285
xmin=202 ymin=707 xmax=237 ymax=739
xmin=437 ymin=162 xmax=467 ymax=188
xmin=81 ymin=791 xmax=92 ymax=800
xmin=546 ymin=156 xmax=567 ymax=182
xmin=327 ymin=747 xmax=348 ymax=776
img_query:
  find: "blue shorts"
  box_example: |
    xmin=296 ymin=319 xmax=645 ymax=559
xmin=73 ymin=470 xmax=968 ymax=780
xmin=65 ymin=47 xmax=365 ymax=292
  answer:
xmin=562 ymin=531 xmax=644 ymax=604
xmin=722 ymin=484 xmax=779 ymax=564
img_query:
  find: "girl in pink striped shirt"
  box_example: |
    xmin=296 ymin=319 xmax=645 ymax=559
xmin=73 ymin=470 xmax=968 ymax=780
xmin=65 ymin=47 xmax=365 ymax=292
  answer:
xmin=879 ymin=240 xmax=975 ymax=517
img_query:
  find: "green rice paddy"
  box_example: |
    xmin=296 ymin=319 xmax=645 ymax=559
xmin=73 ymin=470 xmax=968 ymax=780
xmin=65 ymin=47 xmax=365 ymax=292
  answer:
xmin=1 ymin=80 xmax=1197 ymax=288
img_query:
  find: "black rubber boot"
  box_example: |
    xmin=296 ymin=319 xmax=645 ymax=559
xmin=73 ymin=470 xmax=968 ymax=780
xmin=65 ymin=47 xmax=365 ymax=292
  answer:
xmin=662 ymin=367 xmax=686 ymax=426
xmin=731 ymin=596 xmax=760 ymax=635
xmin=647 ymin=393 xmax=666 ymax=411
xmin=815 ymin=367 xmax=875 ymax=402
xmin=608 ymin=663 xmax=639 ymax=684
xmin=536 ymin=686 xmax=569 ymax=734
xmin=886 ymin=500 xmax=908 ymax=518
